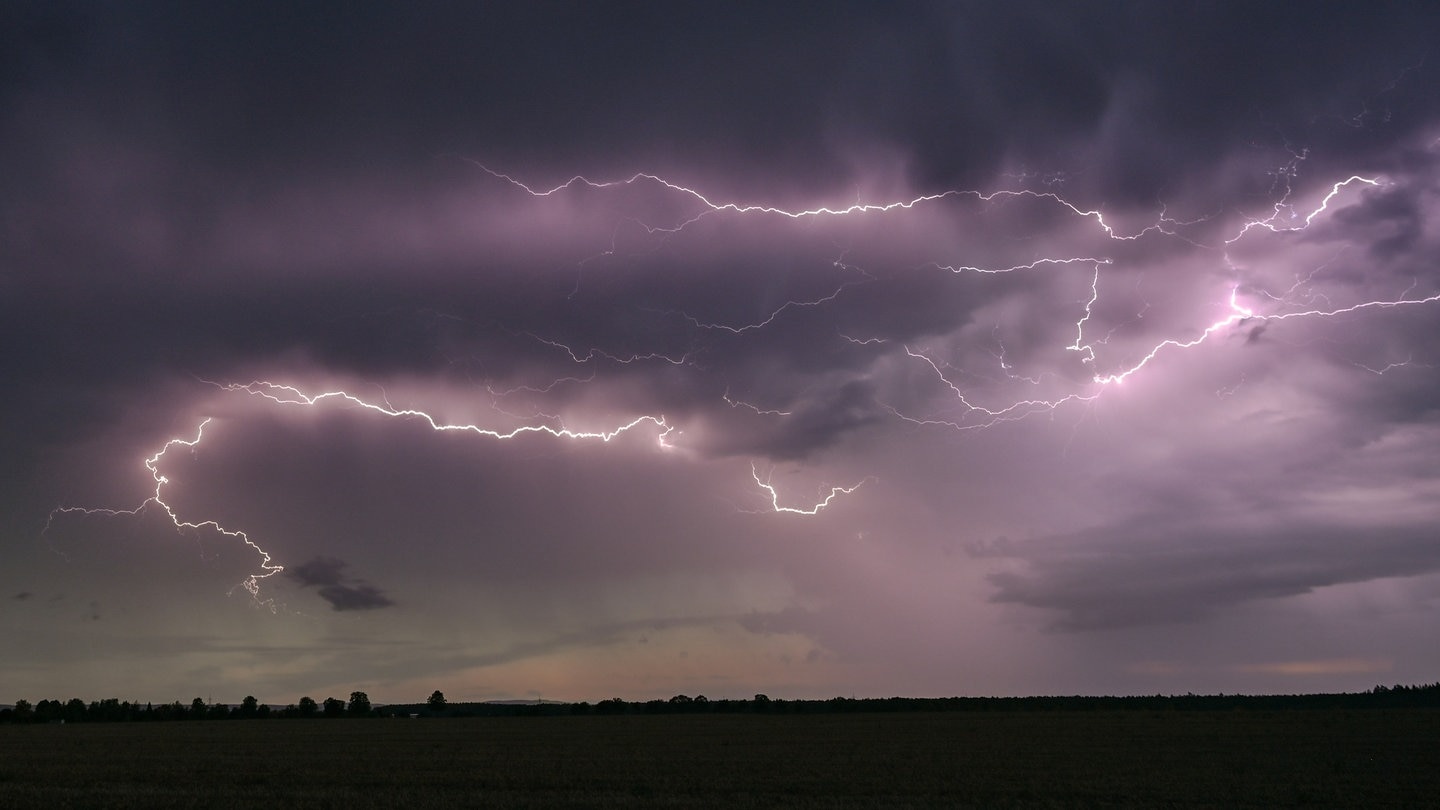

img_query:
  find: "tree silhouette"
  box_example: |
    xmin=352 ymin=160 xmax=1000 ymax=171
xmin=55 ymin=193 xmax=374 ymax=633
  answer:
xmin=35 ymin=699 xmax=62 ymax=722
xmin=322 ymin=697 xmax=345 ymax=717
xmin=297 ymin=696 xmax=318 ymax=717
xmin=427 ymin=690 xmax=447 ymax=713
xmin=347 ymin=691 xmax=371 ymax=717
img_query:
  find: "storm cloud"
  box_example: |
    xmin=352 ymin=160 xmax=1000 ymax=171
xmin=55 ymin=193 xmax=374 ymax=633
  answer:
xmin=4 ymin=2 xmax=1439 ymax=704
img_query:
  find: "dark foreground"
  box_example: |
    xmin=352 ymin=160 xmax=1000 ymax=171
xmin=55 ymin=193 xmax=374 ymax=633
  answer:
xmin=2 ymin=710 xmax=1436 ymax=808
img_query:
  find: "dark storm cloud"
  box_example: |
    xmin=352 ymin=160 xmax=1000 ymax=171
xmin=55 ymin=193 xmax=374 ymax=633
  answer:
xmin=987 ymin=521 xmax=1440 ymax=631
xmin=6 ymin=1 xmax=1440 ymax=702
xmin=289 ymin=556 xmax=393 ymax=612
xmin=744 ymin=379 xmax=886 ymax=461
xmin=1328 ymin=172 xmax=1437 ymax=255
xmin=4 ymin=3 xmax=1431 ymax=381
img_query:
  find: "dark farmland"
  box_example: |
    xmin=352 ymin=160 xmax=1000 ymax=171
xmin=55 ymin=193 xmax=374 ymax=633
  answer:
xmin=2 ymin=710 xmax=1437 ymax=808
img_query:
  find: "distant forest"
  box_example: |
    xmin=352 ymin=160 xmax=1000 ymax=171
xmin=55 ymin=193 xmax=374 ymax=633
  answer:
xmin=4 ymin=683 xmax=1439 ymax=723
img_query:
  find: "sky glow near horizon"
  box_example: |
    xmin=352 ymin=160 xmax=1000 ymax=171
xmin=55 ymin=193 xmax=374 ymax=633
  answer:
xmin=5 ymin=2 xmax=1440 ymax=704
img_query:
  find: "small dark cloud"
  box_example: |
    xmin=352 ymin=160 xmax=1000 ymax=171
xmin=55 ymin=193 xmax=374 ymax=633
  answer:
xmin=13 ymin=591 xmax=33 ymax=600
xmin=317 ymin=583 xmax=394 ymax=612
xmin=288 ymin=556 xmax=348 ymax=588
xmin=289 ymin=556 xmax=394 ymax=611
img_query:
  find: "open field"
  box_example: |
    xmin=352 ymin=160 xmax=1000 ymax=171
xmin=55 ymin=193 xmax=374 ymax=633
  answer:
xmin=2 ymin=710 xmax=1437 ymax=808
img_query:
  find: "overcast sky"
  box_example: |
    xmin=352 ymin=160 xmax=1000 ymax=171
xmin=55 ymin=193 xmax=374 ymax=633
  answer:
xmin=5 ymin=1 xmax=1440 ymax=705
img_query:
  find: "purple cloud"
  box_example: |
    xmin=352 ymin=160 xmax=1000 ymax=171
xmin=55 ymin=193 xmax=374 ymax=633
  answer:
xmin=6 ymin=2 xmax=1440 ymax=705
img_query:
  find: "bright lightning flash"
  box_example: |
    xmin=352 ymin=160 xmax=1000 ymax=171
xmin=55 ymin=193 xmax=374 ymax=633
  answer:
xmin=46 ymin=158 xmax=1440 ymax=605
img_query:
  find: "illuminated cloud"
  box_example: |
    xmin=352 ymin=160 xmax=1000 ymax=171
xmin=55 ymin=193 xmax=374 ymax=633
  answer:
xmin=3 ymin=2 xmax=1439 ymax=703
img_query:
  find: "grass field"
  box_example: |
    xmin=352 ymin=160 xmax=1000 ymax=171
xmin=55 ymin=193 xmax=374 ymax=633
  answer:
xmin=2 ymin=710 xmax=1437 ymax=807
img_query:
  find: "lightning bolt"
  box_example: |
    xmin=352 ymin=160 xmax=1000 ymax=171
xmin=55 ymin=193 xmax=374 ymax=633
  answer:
xmin=46 ymin=419 xmax=284 ymax=605
xmin=680 ymin=265 xmax=870 ymax=334
xmin=1355 ymin=354 xmax=1436 ymax=375
xmin=520 ymin=331 xmax=694 ymax=367
xmin=468 ymin=159 xmax=1204 ymax=240
xmin=1225 ymin=175 xmax=1384 ymax=243
xmin=47 ymin=155 xmax=1437 ymax=605
xmin=747 ymin=463 xmax=872 ymax=516
xmin=903 ymin=276 xmax=1440 ymax=427
xmin=893 ymin=346 xmax=1101 ymax=431
xmin=43 ymin=383 xmax=672 ymax=604
xmin=45 ymin=374 xmax=872 ymax=601
xmin=217 ymin=380 xmax=671 ymax=443
xmin=723 ymin=389 xmax=793 ymax=417
xmin=1091 ymin=289 xmax=1440 ymax=387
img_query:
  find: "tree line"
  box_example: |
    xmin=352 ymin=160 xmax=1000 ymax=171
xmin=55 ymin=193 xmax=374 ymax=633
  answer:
xmin=5 ymin=684 xmax=1439 ymax=723
xmin=495 ymin=683 xmax=1440 ymax=716
xmin=0 ymin=690 xmax=401 ymax=723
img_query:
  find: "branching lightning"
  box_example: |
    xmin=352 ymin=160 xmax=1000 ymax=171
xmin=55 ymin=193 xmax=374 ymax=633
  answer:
xmin=45 ymin=375 xmax=868 ymax=601
xmin=469 ymin=159 xmax=1200 ymax=241
xmin=48 ymin=156 xmax=1440 ymax=606
xmin=1355 ymin=354 xmax=1437 ymax=375
xmin=46 ymin=419 xmax=284 ymax=604
xmin=1224 ymin=175 xmax=1384 ymax=243
xmin=748 ymin=462 xmax=872 ymax=516
xmin=218 ymin=380 xmax=672 ymax=443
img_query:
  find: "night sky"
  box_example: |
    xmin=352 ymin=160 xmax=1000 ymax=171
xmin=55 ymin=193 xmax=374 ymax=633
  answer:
xmin=6 ymin=2 xmax=1440 ymax=705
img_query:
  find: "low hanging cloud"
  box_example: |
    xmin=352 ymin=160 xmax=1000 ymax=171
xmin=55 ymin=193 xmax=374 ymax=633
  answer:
xmin=288 ymin=556 xmax=395 ymax=612
xmin=985 ymin=520 xmax=1440 ymax=631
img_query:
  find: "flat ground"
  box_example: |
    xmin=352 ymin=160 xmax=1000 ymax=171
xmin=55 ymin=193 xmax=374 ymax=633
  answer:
xmin=2 ymin=710 xmax=1436 ymax=807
